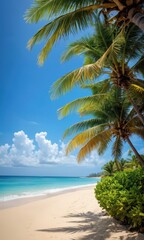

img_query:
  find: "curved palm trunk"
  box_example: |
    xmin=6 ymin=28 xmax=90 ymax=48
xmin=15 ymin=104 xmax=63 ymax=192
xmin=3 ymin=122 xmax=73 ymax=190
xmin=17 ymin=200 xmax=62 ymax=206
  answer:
xmin=125 ymin=90 xmax=144 ymax=126
xmin=126 ymin=136 xmax=144 ymax=168
xmin=128 ymin=8 xmax=144 ymax=32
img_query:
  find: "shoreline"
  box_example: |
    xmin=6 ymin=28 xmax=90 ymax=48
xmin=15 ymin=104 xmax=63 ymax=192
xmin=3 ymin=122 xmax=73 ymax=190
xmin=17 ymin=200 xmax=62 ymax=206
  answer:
xmin=0 ymin=184 xmax=96 ymax=210
xmin=0 ymin=185 xmax=143 ymax=240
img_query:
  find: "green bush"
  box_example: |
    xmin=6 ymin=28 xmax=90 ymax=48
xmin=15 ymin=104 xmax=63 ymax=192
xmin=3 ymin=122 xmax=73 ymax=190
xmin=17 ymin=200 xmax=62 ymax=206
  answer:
xmin=95 ymin=168 xmax=144 ymax=230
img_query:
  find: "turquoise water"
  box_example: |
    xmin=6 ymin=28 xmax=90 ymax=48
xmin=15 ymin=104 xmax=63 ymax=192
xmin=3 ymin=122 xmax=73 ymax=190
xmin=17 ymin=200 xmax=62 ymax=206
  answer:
xmin=0 ymin=176 xmax=99 ymax=201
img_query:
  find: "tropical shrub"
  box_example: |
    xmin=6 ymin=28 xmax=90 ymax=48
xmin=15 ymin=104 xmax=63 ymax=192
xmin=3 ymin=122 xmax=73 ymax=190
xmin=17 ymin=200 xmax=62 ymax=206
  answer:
xmin=95 ymin=168 xmax=144 ymax=230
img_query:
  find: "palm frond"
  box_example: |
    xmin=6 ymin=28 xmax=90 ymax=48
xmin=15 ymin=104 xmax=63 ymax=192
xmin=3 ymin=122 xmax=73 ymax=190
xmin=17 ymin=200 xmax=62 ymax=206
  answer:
xmin=78 ymin=101 xmax=112 ymax=117
xmin=58 ymin=94 xmax=105 ymax=119
xmin=124 ymin=105 xmax=144 ymax=128
xmin=78 ymin=88 xmax=122 ymax=118
xmin=129 ymin=127 xmax=144 ymax=140
xmin=102 ymin=160 xmax=115 ymax=176
xmin=128 ymin=115 xmax=143 ymax=129
xmin=25 ymin=0 xmax=116 ymax=23
xmin=61 ymin=36 xmax=98 ymax=62
xmin=95 ymin=17 xmax=115 ymax=51
xmin=61 ymin=17 xmax=118 ymax=63
xmin=123 ymin=24 xmax=144 ymax=61
xmin=27 ymin=8 xmax=96 ymax=64
xmin=84 ymin=56 xmax=95 ymax=65
xmin=66 ymin=123 xmax=109 ymax=154
xmin=50 ymin=63 xmax=101 ymax=99
xmin=133 ymin=78 xmax=144 ymax=88
xmin=78 ymin=103 xmax=99 ymax=116
xmin=97 ymin=133 xmax=112 ymax=155
xmin=112 ymin=136 xmax=123 ymax=160
xmin=25 ymin=0 xmax=99 ymax=23
xmin=63 ymin=118 xmax=105 ymax=138
xmin=132 ymin=55 xmax=144 ymax=77
xmin=26 ymin=3 xmax=115 ymax=64
xmin=82 ymin=79 xmax=111 ymax=94
xmin=94 ymin=27 xmax=125 ymax=67
xmin=126 ymin=83 xmax=144 ymax=113
xmin=129 ymin=84 xmax=144 ymax=94
xmin=51 ymin=29 xmax=125 ymax=98
xmin=24 ymin=0 xmax=54 ymax=23
xmin=77 ymin=129 xmax=112 ymax=162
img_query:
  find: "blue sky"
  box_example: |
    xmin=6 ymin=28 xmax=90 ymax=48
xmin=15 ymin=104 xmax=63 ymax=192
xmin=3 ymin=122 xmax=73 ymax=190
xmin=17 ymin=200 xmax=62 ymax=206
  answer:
xmin=0 ymin=0 xmax=143 ymax=176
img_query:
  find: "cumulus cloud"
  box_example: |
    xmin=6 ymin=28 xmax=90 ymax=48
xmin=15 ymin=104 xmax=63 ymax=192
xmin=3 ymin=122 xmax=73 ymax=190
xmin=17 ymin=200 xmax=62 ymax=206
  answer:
xmin=84 ymin=150 xmax=106 ymax=167
xmin=0 ymin=131 xmax=38 ymax=167
xmin=0 ymin=131 xmax=105 ymax=167
xmin=0 ymin=144 xmax=11 ymax=166
xmin=35 ymin=132 xmax=59 ymax=164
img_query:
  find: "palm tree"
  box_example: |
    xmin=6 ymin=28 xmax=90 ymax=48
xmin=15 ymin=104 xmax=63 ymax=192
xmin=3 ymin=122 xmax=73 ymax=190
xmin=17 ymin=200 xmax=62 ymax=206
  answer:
xmin=24 ymin=0 xmax=144 ymax=64
xmin=60 ymin=88 xmax=144 ymax=167
xmin=102 ymin=160 xmax=115 ymax=176
xmin=51 ymin=21 xmax=144 ymax=124
xmin=118 ymin=158 xmax=128 ymax=170
xmin=126 ymin=149 xmax=142 ymax=168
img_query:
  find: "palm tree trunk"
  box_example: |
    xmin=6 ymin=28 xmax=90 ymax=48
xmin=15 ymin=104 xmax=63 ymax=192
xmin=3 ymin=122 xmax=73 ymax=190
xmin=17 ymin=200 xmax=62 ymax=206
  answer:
xmin=128 ymin=8 xmax=144 ymax=31
xmin=126 ymin=91 xmax=144 ymax=126
xmin=126 ymin=136 xmax=144 ymax=168
xmin=113 ymin=0 xmax=125 ymax=11
xmin=113 ymin=0 xmax=144 ymax=31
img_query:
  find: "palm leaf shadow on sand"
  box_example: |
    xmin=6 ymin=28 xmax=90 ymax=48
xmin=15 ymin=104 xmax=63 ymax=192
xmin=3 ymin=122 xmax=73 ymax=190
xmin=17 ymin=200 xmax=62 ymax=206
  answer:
xmin=37 ymin=211 xmax=144 ymax=239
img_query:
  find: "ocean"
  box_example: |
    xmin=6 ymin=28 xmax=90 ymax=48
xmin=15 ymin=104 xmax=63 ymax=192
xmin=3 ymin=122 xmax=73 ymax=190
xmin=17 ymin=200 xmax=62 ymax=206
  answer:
xmin=0 ymin=176 xmax=99 ymax=202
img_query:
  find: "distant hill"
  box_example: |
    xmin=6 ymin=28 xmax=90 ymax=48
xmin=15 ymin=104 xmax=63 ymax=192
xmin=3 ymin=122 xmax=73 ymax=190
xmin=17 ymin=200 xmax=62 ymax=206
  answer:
xmin=87 ymin=172 xmax=104 ymax=178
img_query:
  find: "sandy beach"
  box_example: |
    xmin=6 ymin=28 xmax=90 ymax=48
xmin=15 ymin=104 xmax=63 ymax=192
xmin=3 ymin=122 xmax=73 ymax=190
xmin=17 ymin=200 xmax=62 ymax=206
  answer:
xmin=0 ymin=186 xmax=143 ymax=240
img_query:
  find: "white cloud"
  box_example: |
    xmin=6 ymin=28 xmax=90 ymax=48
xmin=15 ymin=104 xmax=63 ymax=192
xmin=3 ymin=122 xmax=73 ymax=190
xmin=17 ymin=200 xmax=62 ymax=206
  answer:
xmin=0 ymin=144 xmax=11 ymax=166
xmin=8 ymin=131 xmax=37 ymax=167
xmin=82 ymin=150 xmax=106 ymax=167
xmin=35 ymin=132 xmax=59 ymax=164
xmin=0 ymin=131 xmax=105 ymax=168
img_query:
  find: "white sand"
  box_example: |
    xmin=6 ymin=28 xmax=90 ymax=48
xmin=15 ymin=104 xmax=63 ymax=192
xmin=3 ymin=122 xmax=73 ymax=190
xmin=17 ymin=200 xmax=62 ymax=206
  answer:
xmin=0 ymin=186 xmax=143 ymax=240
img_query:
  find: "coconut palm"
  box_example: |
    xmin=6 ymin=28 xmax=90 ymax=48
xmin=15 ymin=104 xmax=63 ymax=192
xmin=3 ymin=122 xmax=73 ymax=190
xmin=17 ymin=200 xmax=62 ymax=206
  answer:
xmin=60 ymin=88 xmax=144 ymax=167
xmin=120 ymin=158 xmax=127 ymax=169
xmin=51 ymin=20 xmax=144 ymax=124
xmin=102 ymin=161 xmax=115 ymax=176
xmin=126 ymin=149 xmax=143 ymax=168
xmin=24 ymin=0 xmax=144 ymax=64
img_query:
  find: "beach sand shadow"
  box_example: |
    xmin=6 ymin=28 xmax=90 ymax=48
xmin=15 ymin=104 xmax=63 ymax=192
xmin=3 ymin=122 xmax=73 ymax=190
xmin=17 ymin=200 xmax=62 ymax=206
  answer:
xmin=37 ymin=211 xmax=144 ymax=240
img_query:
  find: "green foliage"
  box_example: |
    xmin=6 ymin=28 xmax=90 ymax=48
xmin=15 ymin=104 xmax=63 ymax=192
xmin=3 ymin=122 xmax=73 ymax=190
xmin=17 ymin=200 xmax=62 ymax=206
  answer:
xmin=95 ymin=168 xmax=144 ymax=229
xmin=51 ymin=22 xmax=144 ymax=99
xmin=102 ymin=160 xmax=115 ymax=176
xmin=25 ymin=0 xmax=144 ymax=64
xmin=50 ymin=20 xmax=144 ymax=165
xmin=62 ymin=87 xmax=144 ymax=164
